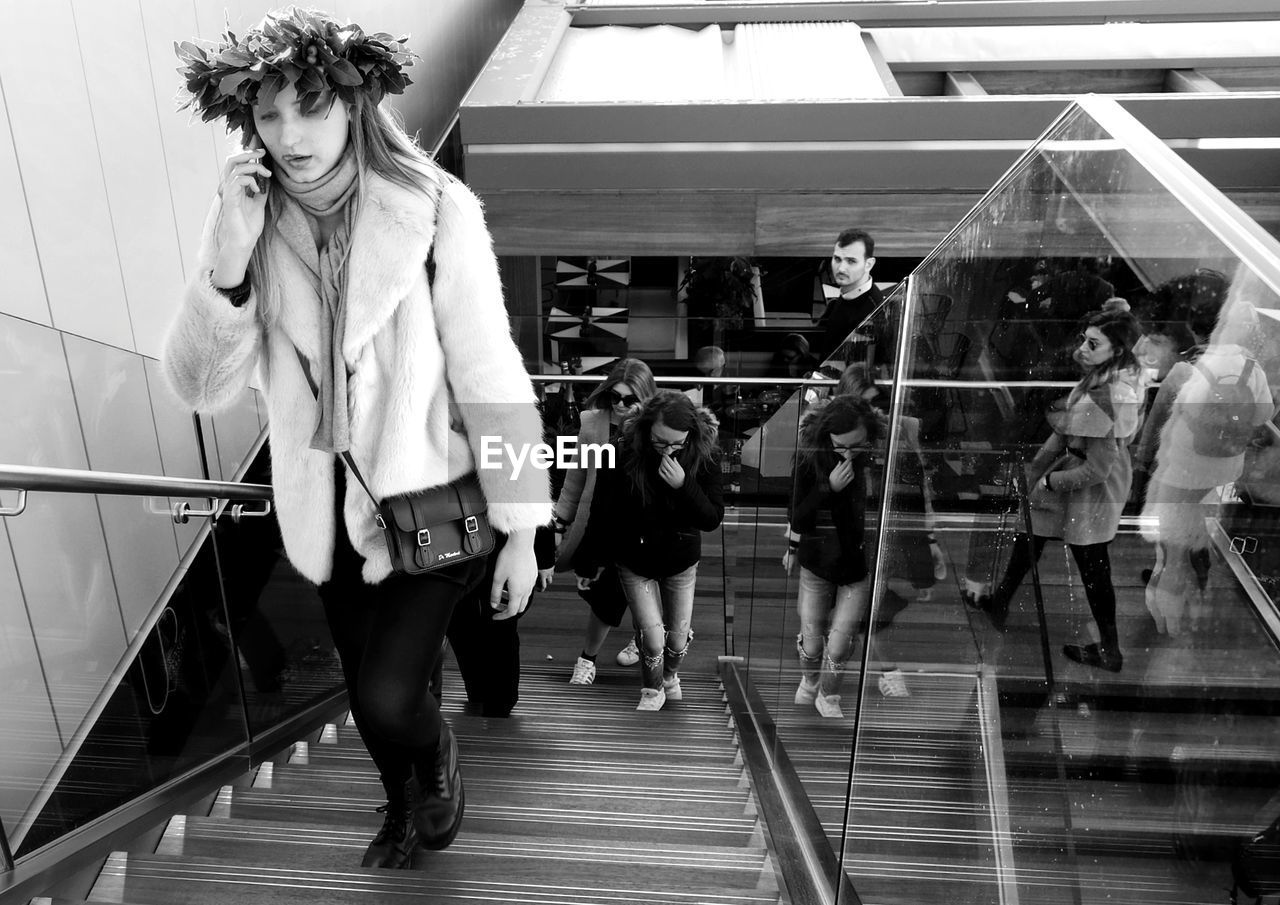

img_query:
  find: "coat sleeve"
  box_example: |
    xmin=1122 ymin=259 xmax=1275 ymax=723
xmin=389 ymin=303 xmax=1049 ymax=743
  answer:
xmin=554 ymin=415 xmax=596 ymax=524
xmin=430 ymin=178 xmax=552 ymax=533
xmin=672 ymin=458 xmax=724 ymax=531
xmin=1047 ymin=435 xmax=1118 ymax=494
xmin=162 ymin=197 xmax=263 ymax=412
xmin=574 ymin=454 xmax=618 ymax=575
xmin=790 ymin=464 xmax=828 ymax=533
xmin=1026 ymin=432 xmax=1066 ymax=488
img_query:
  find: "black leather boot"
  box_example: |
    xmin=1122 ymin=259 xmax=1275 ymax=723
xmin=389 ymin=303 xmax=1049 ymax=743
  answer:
xmin=361 ymin=799 xmax=417 ymax=869
xmin=407 ymin=721 xmax=465 ymax=850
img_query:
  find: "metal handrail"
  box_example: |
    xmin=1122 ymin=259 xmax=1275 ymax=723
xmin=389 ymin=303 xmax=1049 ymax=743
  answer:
xmin=0 ymin=464 xmax=271 ymax=502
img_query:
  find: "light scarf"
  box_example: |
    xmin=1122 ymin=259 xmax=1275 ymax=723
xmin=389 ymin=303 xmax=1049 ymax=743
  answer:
xmin=274 ymin=146 xmax=360 ymax=453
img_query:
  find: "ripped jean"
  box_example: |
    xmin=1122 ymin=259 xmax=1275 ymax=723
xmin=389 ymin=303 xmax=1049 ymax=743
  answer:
xmin=617 ymin=564 xmax=698 ymax=689
xmin=797 ymin=566 xmax=870 ymax=695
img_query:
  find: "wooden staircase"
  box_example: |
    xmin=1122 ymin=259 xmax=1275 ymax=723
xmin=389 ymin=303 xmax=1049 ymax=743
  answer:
xmin=48 ymin=665 xmax=784 ymax=905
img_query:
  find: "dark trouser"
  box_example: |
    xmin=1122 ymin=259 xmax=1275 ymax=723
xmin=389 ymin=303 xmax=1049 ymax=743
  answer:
xmin=447 ymin=545 xmax=521 ymax=718
xmin=319 ymin=469 xmax=490 ymax=804
xmin=992 ymin=534 xmax=1120 ymax=651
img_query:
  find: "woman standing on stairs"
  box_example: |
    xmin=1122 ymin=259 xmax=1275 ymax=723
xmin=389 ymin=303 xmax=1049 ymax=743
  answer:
xmin=576 ymin=391 xmax=724 ymax=711
xmin=969 ymin=308 xmax=1143 ymax=671
xmin=555 ymin=359 xmax=658 ymax=686
xmin=166 ymin=8 xmax=550 ymax=870
xmin=784 ymin=394 xmax=887 ymax=718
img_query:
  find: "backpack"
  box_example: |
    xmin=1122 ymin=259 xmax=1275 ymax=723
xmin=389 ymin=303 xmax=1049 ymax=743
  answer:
xmin=1187 ymin=357 xmax=1258 ymax=458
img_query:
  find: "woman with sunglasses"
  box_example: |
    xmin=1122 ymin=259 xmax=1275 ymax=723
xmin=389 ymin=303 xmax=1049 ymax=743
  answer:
xmin=553 ymin=359 xmax=658 ymax=684
xmin=576 ymin=391 xmax=724 ymax=710
xmin=784 ymin=394 xmax=887 ymax=718
xmin=970 ymin=308 xmax=1143 ymax=671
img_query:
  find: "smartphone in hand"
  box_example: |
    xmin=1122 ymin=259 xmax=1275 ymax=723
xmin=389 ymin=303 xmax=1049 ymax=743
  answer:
xmin=241 ymin=128 xmax=268 ymax=196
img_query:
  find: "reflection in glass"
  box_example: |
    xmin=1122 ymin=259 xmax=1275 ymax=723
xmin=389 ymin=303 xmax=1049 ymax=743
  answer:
xmin=845 ymin=99 xmax=1280 ymax=902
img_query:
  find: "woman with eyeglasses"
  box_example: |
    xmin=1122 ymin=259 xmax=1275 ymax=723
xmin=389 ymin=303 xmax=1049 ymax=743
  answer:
xmin=576 ymin=391 xmax=724 ymax=710
xmin=784 ymin=394 xmax=887 ymax=718
xmin=553 ymin=359 xmax=658 ymax=685
xmin=969 ymin=308 xmax=1144 ymax=671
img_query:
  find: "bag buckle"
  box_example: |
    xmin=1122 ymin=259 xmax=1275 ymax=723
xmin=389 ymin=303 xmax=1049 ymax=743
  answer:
xmin=417 ymin=528 xmax=431 ymax=547
xmin=465 ymin=516 xmax=478 ymax=534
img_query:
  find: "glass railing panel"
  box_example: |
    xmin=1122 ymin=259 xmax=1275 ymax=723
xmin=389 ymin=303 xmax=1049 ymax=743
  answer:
xmin=62 ymin=334 xmax=188 ymax=640
xmin=5 ymin=491 xmax=251 ymax=859
xmin=842 ymin=98 xmax=1280 ymax=903
xmin=0 ymin=523 xmax=63 ymax=860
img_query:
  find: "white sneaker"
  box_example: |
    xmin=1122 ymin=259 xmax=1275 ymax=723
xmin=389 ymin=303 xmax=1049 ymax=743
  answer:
xmin=636 ymin=687 xmax=666 ymax=711
xmin=878 ymin=668 xmax=910 ymax=698
xmin=662 ymin=675 xmax=682 ymax=701
xmin=569 ymin=657 xmax=596 ymax=686
xmin=616 ymin=638 xmax=640 ymax=667
xmin=814 ymin=692 xmax=844 ymax=719
xmin=794 ymin=676 xmax=818 ymax=704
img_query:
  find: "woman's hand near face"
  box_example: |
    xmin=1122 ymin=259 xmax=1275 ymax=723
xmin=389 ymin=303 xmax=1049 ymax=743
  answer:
xmin=212 ymin=146 xmax=272 ymax=288
xmin=829 ymin=458 xmax=854 ymax=493
xmin=658 ymin=453 xmax=686 ymax=489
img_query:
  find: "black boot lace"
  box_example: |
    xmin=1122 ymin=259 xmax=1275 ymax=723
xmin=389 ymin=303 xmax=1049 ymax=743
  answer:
xmin=373 ymin=801 xmax=408 ymax=841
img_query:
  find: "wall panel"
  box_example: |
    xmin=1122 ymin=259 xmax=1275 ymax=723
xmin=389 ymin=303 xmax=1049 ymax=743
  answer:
xmin=0 ymin=79 xmax=50 ymax=327
xmin=141 ymin=0 xmax=223 ymax=287
xmin=0 ymin=0 xmax=134 ymax=350
xmin=76 ymin=1 xmax=187 ymax=361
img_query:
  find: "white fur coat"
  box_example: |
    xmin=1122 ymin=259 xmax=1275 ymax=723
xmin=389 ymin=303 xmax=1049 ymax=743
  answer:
xmin=163 ymin=172 xmax=551 ymax=584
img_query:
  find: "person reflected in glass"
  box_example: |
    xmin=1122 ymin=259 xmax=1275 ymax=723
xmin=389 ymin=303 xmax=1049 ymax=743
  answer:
xmin=1141 ymin=294 xmax=1274 ymax=634
xmin=165 ymin=9 xmax=549 ymax=869
xmin=554 ymin=359 xmax=657 ymax=685
xmin=575 ymin=391 xmax=724 ymax=711
xmin=970 ymin=309 xmax=1144 ymax=672
xmin=783 ymin=394 xmax=887 ymax=716
xmin=1131 ymin=271 xmax=1227 ymax=505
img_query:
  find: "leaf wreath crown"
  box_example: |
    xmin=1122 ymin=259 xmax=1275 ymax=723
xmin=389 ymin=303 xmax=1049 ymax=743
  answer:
xmin=175 ymin=6 xmax=417 ymax=135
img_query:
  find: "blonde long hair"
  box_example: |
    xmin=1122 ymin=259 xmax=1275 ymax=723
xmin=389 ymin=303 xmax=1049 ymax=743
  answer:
xmin=246 ymin=93 xmax=444 ymax=325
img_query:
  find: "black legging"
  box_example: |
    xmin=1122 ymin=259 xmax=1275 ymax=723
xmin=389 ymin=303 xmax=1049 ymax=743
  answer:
xmin=318 ymin=467 xmax=489 ymax=802
xmin=992 ymin=534 xmax=1119 ymax=649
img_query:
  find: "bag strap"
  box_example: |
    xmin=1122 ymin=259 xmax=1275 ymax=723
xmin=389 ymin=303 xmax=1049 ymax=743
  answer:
xmin=1193 ymin=355 xmax=1256 ymax=387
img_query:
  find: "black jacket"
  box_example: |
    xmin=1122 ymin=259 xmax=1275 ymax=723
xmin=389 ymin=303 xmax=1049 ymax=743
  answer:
xmin=818 ymin=283 xmax=891 ymax=366
xmin=577 ymin=447 xmax=725 ymax=579
xmin=790 ymin=452 xmax=870 ymax=585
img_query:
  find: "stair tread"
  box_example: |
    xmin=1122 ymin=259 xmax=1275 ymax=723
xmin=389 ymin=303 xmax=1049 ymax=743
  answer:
xmin=88 ymin=850 xmax=779 ymax=905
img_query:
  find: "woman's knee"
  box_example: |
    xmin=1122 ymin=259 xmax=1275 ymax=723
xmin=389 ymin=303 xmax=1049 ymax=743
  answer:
xmin=356 ymin=674 xmax=433 ymax=742
xmin=797 ymin=629 xmax=824 ymax=659
xmin=826 ymin=627 xmax=857 ymax=663
xmin=638 ymin=620 xmax=665 ymax=655
xmin=664 ymin=626 xmax=693 ymax=655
